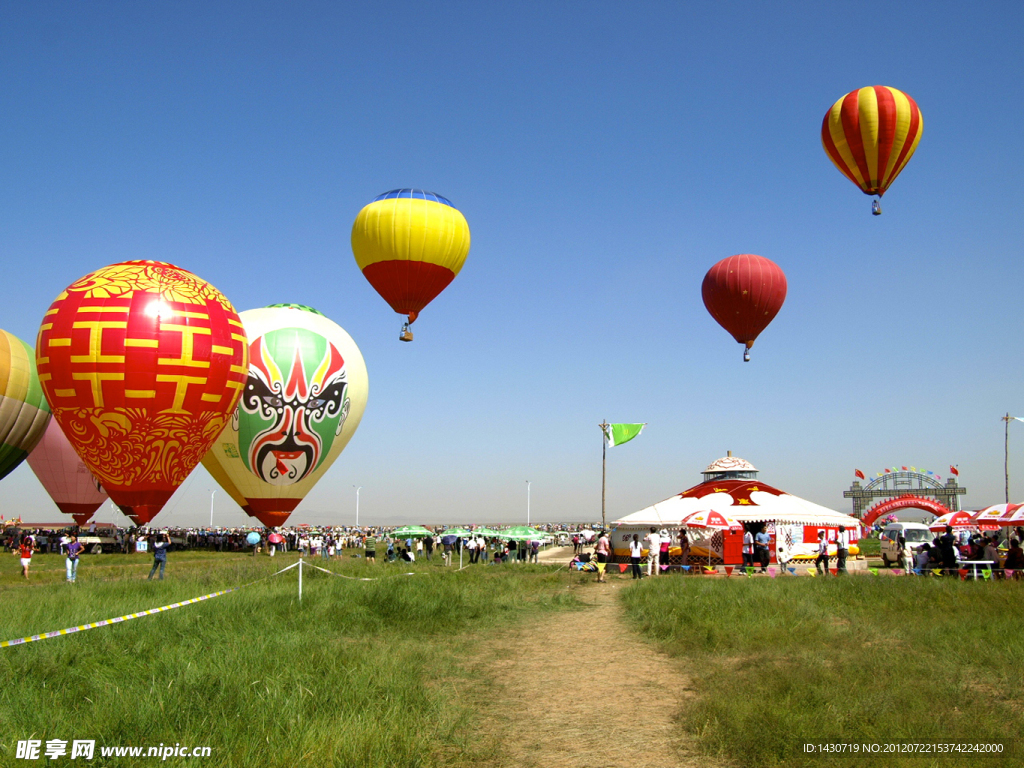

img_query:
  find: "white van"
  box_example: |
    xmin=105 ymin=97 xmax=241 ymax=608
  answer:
xmin=879 ymin=522 xmax=932 ymax=567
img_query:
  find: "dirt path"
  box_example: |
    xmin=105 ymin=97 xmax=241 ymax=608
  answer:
xmin=468 ymin=579 xmax=720 ymax=768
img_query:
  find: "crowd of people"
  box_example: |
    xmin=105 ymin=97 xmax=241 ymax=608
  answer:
xmin=905 ymin=525 xmax=1024 ymax=577
xmin=3 ymin=521 xmax=585 ymax=581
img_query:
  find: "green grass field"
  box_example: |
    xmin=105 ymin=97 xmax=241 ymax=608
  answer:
xmin=621 ymin=574 xmax=1024 ymax=767
xmin=3 ymin=552 xmax=1021 ymax=767
xmin=0 ymin=552 xmax=575 ymax=767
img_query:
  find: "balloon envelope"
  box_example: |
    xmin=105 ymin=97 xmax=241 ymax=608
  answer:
xmin=351 ymin=189 xmax=470 ymax=325
xmin=0 ymin=330 xmax=51 ymax=481
xmin=821 ymin=85 xmax=923 ymax=198
xmin=36 ymin=261 xmax=249 ymax=526
xmin=201 ymin=304 xmax=368 ymax=527
xmin=27 ymin=418 xmax=108 ymax=525
xmin=702 ymin=254 xmax=787 ymax=352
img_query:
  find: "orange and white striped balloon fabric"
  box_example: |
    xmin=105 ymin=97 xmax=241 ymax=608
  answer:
xmin=821 ymin=86 xmax=923 ymax=198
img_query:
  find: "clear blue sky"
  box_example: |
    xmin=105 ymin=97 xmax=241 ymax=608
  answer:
xmin=2 ymin=1 xmax=1022 ymax=527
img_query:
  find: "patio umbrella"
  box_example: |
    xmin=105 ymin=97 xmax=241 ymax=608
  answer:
xmin=443 ymin=527 xmax=474 ymax=537
xmin=474 ymin=527 xmax=501 ymax=537
xmin=971 ymin=504 xmax=1021 ymax=531
xmin=499 ymin=525 xmax=543 ymax=540
xmin=392 ymin=525 xmax=432 ymax=538
xmin=680 ymin=510 xmax=742 ymax=567
xmin=997 ymin=505 xmax=1024 ymax=528
xmin=928 ymin=511 xmax=975 ymax=533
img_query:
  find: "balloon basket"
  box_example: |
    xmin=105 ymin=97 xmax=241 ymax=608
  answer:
xmin=871 ymin=199 xmax=882 ymax=216
xmin=399 ymin=323 xmax=413 ymax=342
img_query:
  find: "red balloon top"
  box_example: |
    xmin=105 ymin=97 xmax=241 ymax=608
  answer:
xmin=701 ymin=254 xmax=787 ymax=349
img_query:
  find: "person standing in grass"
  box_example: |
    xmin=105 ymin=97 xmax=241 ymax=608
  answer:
xmin=424 ymin=534 xmax=434 ymax=561
xmin=629 ymin=534 xmax=644 ymax=579
xmin=835 ymin=525 xmax=849 ymax=574
xmin=815 ymin=530 xmax=829 ymax=576
xmin=364 ymin=535 xmax=376 ymax=563
xmin=17 ymin=535 xmax=34 ymax=579
xmin=755 ymin=524 xmax=771 ymax=573
xmin=679 ymin=530 xmax=690 ymax=571
xmin=594 ymin=530 xmax=611 ymax=583
xmin=65 ymin=533 xmax=84 ymax=583
xmin=938 ymin=525 xmax=958 ymax=575
xmin=148 ymin=532 xmax=170 ymax=580
xmin=742 ymin=527 xmax=754 ymax=573
xmin=645 ymin=527 xmax=661 ymax=576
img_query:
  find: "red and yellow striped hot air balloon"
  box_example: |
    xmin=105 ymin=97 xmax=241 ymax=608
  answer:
xmin=821 ymin=86 xmax=923 ymax=215
xmin=351 ymin=189 xmax=470 ymax=341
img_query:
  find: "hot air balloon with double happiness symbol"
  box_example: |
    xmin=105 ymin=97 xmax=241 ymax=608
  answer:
xmin=35 ymin=261 xmax=249 ymax=526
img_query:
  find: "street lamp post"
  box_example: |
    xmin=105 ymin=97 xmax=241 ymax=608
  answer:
xmin=354 ymin=486 xmax=362 ymax=527
xmin=209 ymin=490 xmax=216 ymax=528
xmin=526 ymin=480 xmax=531 ymax=526
xmin=1003 ymin=413 xmax=1022 ymax=504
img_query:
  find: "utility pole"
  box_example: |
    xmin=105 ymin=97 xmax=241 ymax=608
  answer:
xmin=1003 ymin=413 xmax=1017 ymax=504
xmin=354 ymin=486 xmax=362 ymax=528
xmin=600 ymin=420 xmax=608 ymax=530
xmin=526 ymin=480 xmax=531 ymax=525
xmin=209 ymin=490 xmax=216 ymax=528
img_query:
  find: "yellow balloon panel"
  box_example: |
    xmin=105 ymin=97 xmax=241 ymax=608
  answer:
xmin=352 ymin=197 xmax=470 ymax=274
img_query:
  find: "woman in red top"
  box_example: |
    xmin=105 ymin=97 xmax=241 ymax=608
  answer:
xmin=17 ymin=536 xmax=34 ymax=579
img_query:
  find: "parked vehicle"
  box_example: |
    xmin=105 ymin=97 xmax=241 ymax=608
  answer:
xmin=879 ymin=522 xmax=932 ymax=567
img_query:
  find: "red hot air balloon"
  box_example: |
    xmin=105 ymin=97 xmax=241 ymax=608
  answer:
xmin=702 ymin=254 xmax=787 ymax=362
xmin=36 ymin=261 xmax=249 ymax=525
xmin=27 ymin=418 xmax=108 ymax=526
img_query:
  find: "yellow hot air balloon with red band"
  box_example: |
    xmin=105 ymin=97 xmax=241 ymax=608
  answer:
xmin=821 ymin=86 xmax=923 ymax=214
xmin=351 ymin=189 xmax=470 ymax=341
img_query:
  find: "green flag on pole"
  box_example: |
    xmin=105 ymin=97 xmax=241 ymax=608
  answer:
xmin=604 ymin=423 xmax=646 ymax=447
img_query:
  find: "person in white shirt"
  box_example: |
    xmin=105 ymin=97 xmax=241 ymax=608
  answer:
xmin=629 ymin=534 xmax=644 ymax=579
xmin=815 ymin=530 xmax=829 ymax=575
xmin=644 ymin=527 xmax=661 ymax=576
xmin=836 ymin=525 xmax=850 ymax=575
xmin=466 ymin=536 xmax=478 ymax=564
xmin=742 ymin=529 xmax=755 ymax=572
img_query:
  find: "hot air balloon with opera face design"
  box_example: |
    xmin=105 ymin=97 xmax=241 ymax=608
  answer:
xmin=26 ymin=418 xmax=108 ymax=526
xmin=351 ymin=189 xmax=470 ymax=341
xmin=821 ymin=86 xmax=923 ymax=215
xmin=35 ymin=261 xmax=249 ymax=526
xmin=0 ymin=330 xmax=51 ymax=480
xmin=702 ymin=254 xmax=787 ymax=362
xmin=201 ymin=304 xmax=368 ymax=528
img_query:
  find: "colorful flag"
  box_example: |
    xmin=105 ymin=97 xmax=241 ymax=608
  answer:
xmin=902 ymin=466 xmax=908 ymax=471
xmin=806 ymin=568 xmax=817 ymax=577
xmin=725 ymin=566 xmax=734 ymax=576
xmin=911 ymin=466 xmax=917 ymax=472
xmin=982 ymin=569 xmax=992 ymax=580
xmin=618 ymin=563 xmax=628 ymax=573
xmin=932 ymin=568 xmax=943 ymax=577
xmin=869 ymin=568 xmax=879 ymax=576
xmin=603 ymin=423 xmax=646 ymax=447
xmin=855 ymin=469 xmax=865 ymax=479
xmin=950 ymin=465 xmax=959 ymax=476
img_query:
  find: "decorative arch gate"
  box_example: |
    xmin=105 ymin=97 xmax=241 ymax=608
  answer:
xmin=844 ymin=470 xmax=966 ymax=526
